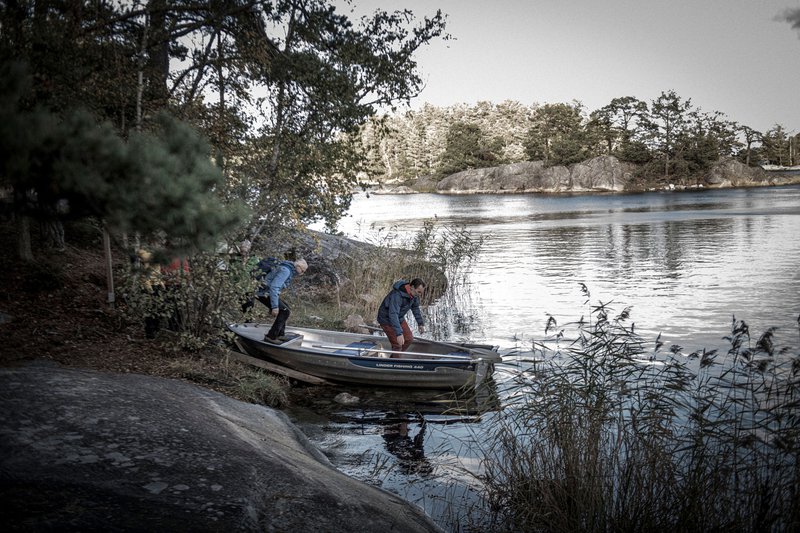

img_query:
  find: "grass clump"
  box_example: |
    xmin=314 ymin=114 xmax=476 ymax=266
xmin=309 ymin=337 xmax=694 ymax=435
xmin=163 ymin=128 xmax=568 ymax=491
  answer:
xmin=235 ymin=371 xmax=289 ymax=408
xmin=477 ymin=286 xmax=800 ymax=532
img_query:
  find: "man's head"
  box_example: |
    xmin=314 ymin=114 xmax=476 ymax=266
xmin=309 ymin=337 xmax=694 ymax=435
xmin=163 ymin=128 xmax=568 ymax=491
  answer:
xmin=294 ymin=258 xmax=308 ymax=275
xmin=137 ymin=248 xmax=153 ymax=263
xmin=239 ymin=239 xmax=252 ymax=255
xmin=409 ymin=278 xmax=426 ymax=298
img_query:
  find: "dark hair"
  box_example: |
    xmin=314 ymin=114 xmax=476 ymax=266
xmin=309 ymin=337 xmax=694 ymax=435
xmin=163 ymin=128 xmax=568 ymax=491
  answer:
xmin=409 ymin=278 xmax=426 ymax=288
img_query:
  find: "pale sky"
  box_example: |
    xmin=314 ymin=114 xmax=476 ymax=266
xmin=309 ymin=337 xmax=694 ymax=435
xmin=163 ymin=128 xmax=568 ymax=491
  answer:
xmin=335 ymin=0 xmax=800 ymax=134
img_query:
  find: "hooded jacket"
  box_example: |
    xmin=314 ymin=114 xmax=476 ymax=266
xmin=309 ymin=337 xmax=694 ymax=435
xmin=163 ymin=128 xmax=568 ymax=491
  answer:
xmin=376 ymin=280 xmax=425 ymax=335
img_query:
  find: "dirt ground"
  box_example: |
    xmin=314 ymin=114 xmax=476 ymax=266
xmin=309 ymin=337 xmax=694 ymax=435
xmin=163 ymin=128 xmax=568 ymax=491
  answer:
xmin=0 ymin=220 xmax=258 ymax=396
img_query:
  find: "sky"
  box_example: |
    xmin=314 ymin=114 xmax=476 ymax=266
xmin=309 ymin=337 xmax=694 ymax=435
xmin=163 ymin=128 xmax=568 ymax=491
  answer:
xmin=334 ymin=0 xmax=800 ymax=133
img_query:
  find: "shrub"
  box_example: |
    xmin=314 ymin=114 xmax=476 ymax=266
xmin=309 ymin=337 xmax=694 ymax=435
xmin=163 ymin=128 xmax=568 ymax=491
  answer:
xmin=120 ymin=251 xmax=257 ymax=351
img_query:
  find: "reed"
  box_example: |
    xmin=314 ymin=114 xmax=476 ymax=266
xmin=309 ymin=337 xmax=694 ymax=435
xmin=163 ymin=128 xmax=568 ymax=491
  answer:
xmin=300 ymin=220 xmax=483 ymax=332
xmin=476 ymin=289 xmax=800 ymax=532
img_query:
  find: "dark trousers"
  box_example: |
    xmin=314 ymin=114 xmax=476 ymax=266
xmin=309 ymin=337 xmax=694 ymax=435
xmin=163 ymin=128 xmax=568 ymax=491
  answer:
xmin=380 ymin=320 xmax=413 ymax=356
xmin=256 ymin=295 xmax=290 ymax=339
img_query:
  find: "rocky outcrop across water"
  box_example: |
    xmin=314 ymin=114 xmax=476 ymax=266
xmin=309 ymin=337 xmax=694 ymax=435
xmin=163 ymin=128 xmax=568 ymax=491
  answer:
xmin=414 ymin=156 xmax=797 ymax=195
xmin=435 ymin=155 xmax=635 ymax=194
xmin=0 ymin=363 xmax=440 ymax=532
xmin=705 ymin=158 xmax=771 ymax=187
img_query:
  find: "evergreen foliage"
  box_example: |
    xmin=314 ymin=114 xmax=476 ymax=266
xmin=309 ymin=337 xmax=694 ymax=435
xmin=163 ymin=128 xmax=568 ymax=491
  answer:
xmin=438 ymin=121 xmax=501 ymax=176
xmin=0 ymin=63 xmax=246 ymax=253
xmin=355 ymin=94 xmax=795 ymax=184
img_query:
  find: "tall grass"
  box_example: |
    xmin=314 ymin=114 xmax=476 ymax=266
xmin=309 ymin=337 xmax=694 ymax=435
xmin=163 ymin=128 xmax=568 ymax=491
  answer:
xmin=318 ymin=220 xmax=484 ymax=334
xmin=477 ymin=288 xmax=800 ymax=532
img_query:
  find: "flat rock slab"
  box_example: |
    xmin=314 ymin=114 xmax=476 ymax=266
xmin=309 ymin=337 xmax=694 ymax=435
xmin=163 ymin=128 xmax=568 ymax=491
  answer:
xmin=0 ymin=362 xmax=439 ymax=532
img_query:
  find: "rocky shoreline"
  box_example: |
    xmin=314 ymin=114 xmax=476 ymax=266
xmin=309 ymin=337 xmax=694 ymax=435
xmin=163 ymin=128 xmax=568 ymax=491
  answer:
xmin=0 ymin=223 xmax=443 ymax=532
xmin=0 ymin=363 xmax=440 ymax=532
xmin=369 ymin=156 xmax=800 ymax=195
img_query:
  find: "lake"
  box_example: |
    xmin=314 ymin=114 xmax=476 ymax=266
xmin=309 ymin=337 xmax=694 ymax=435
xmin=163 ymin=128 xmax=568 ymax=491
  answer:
xmin=335 ymin=185 xmax=800 ymax=355
xmin=293 ymin=184 xmax=800 ymax=529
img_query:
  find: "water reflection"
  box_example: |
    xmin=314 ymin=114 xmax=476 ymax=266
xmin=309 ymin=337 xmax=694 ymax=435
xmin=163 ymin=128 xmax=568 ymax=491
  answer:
xmin=381 ymin=413 xmax=431 ymax=476
xmin=305 ymin=185 xmax=800 ymax=530
xmin=285 ymin=381 xmax=501 ymax=530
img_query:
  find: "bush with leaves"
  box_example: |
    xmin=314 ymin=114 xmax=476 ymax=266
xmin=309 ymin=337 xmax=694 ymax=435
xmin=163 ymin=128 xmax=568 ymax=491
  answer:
xmin=122 ymin=251 xmax=258 ymax=351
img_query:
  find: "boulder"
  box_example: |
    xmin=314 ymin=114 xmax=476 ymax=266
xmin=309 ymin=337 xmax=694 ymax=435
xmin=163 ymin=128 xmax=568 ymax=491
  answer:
xmin=0 ymin=363 xmax=440 ymax=532
xmin=437 ymin=161 xmax=550 ymax=193
xmin=705 ymin=157 xmax=770 ymax=187
xmin=410 ymin=175 xmax=439 ymax=192
xmin=254 ymin=228 xmax=387 ymax=291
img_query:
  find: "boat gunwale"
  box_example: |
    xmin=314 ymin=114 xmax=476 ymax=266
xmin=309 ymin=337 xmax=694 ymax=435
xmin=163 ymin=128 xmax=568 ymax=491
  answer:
xmin=228 ymin=323 xmax=495 ymax=364
xmin=261 ymin=341 xmax=480 ymax=368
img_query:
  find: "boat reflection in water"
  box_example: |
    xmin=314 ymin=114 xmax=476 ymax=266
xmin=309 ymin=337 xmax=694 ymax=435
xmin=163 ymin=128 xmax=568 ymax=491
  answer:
xmin=287 ymin=378 xmax=500 ymax=483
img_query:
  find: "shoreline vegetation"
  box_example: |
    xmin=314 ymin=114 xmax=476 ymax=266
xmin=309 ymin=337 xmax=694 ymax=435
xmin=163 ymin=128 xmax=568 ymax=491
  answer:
xmin=472 ymin=296 xmax=800 ymax=532
xmin=0 ymin=218 xmax=475 ymax=406
xmin=2 ymin=199 xmax=799 ymax=531
xmin=366 ymin=156 xmax=800 ymax=196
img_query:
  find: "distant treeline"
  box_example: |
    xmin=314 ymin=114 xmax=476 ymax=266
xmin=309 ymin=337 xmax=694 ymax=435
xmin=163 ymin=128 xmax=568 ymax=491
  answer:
xmin=357 ymin=94 xmax=799 ymax=183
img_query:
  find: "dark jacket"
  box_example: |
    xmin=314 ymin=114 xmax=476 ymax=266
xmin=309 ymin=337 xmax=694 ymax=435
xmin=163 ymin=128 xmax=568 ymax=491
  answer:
xmin=377 ymin=280 xmax=425 ymax=335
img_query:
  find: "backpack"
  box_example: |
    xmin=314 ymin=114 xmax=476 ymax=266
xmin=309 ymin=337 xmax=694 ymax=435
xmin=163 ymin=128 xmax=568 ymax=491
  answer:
xmin=254 ymin=257 xmax=282 ymax=283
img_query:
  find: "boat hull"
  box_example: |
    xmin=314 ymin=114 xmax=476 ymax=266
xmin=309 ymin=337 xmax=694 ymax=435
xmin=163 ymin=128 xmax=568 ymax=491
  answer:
xmin=228 ymin=323 xmax=497 ymax=390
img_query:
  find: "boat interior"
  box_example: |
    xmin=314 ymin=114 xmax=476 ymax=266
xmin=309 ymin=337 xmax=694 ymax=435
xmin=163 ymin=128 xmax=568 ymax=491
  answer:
xmin=230 ymin=323 xmax=489 ymax=361
xmin=271 ymin=328 xmax=474 ymax=361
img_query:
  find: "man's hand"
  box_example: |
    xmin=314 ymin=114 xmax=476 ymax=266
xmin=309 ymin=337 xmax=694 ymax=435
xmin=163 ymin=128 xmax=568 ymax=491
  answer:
xmin=419 ymin=325 xmax=426 ymax=334
xmin=396 ymin=334 xmax=405 ymax=347
xmin=271 ymin=308 xmax=279 ymax=317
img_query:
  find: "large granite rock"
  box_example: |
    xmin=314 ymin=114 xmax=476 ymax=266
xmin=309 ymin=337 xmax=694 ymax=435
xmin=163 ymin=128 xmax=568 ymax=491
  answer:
xmin=436 ymin=156 xmax=635 ymax=194
xmin=568 ymin=155 xmax=633 ymax=192
xmin=0 ymin=363 xmax=439 ymax=532
xmin=705 ymin=157 xmax=770 ymax=187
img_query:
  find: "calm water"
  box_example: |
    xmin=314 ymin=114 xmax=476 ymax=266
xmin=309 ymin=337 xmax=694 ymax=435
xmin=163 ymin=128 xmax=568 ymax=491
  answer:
xmin=337 ymin=185 xmax=800 ymax=354
xmin=293 ymin=185 xmax=800 ymax=529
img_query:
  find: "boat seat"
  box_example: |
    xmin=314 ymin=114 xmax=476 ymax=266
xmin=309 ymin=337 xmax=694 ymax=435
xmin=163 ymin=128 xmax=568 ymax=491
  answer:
xmin=278 ymin=334 xmax=304 ymax=347
xmin=334 ymin=340 xmax=381 ymax=357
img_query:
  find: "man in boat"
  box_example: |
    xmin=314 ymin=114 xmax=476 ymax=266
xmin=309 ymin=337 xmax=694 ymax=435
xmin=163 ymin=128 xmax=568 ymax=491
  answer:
xmin=256 ymin=257 xmax=308 ymax=343
xmin=377 ymin=279 xmax=426 ymax=355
